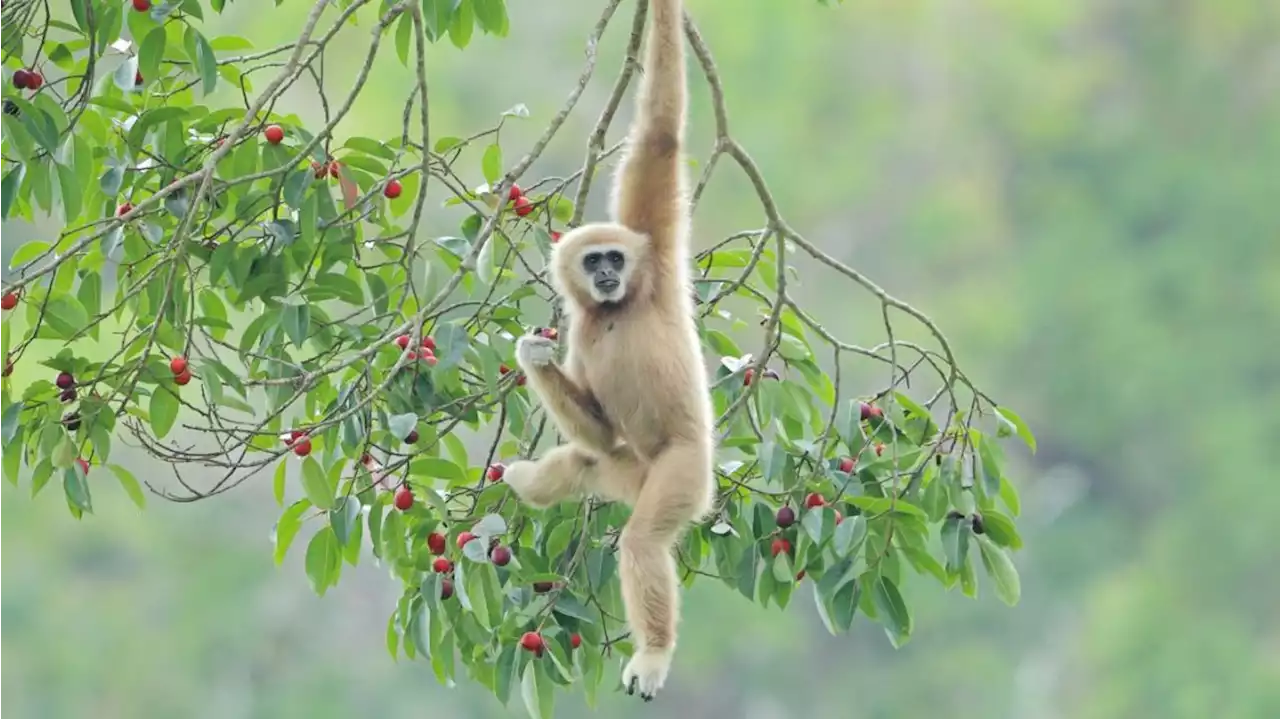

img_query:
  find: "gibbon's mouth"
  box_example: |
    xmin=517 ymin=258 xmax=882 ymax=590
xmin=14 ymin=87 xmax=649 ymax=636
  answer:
xmin=594 ymin=278 xmax=620 ymax=293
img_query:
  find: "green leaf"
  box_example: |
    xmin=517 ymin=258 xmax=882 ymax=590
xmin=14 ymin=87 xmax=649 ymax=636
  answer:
xmin=301 ymin=457 xmax=335 ymax=510
xmin=273 ymin=499 xmax=310 ymax=564
xmin=449 ymin=0 xmax=474 ymax=48
xmin=409 ymin=456 xmax=466 ymax=484
xmin=138 ymin=27 xmax=166 ymax=87
xmin=994 ymin=405 xmax=1036 ymax=453
xmin=870 ymin=575 xmax=912 ymax=647
xmin=281 ymin=302 xmax=310 ymax=348
xmin=941 ymin=513 xmax=970 ymax=574
xmin=771 ymin=552 xmax=793 ymax=583
xmin=387 ymin=412 xmax=418 ymax=440
xmin=423 ymin=0 xmax=461 ymax=40
xmin=149 ymin=387 xmax=180 ymax=438
xmin=108 ymin=464 xmax=147 ymax=510
xmin=187 ymin=27 xmax=219 ymax=95
xmin=330 ymin=496 xmax=361 ymax=546
xmin=832 ymin=514 xmax=867 ymax=558
xmin=481 ymin=143 xmax=502 ymax=185
xmin=273 ymin=458 xmax=287 ymax=506
xmin=40 ymin=293 xmax=89 ymax=339
xmin=63 ymin=467 xmax=93 ymax=513
xmin=394 ymin=10 xmax=413 ymax=63
xmin=976 ymin=535 xmax=1021 ymax=606
xmin=304 ymin=526 xmax=342 ymax=595
xmin=1 ymin=403 xmax=22 ymax=445
xmin=473 ymin=0 xmax=509 ymax=36
xmin=520 ymin=660 xmax=555 ymax=719
xmin=2 ymin=165 xmax=26 ymax=219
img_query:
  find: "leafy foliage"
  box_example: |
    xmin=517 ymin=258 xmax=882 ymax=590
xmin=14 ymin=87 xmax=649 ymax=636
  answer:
xmin=1 ymin=0 xmax=1034 ymax=714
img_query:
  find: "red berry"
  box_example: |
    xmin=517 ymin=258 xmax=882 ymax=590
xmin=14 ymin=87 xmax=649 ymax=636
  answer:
xmin=174 ymin=369 xmax=192 ymax=386
xmin=486 ymin=463 xmax=505 ymax=482
xmin=550 ymin=231 xmax=562 ymax=243
xmin=508 ymin=184 xmax=523 ymax=201
xmin=116 ymin=203 xmax=133 ymax=217
xmin=775 ymin=506 xmax=796 ymax=528
xmin=538 ymin=327 xmax=558 ymax=340
xmin=395 ymin=334 xmax=410 ymax=350
xmin=293 ymin=437 xmax=312 ymax=457
xmin=520 ymin=631 xmax=544 ymax=654
xmin=404 ymin=429 xmax=419 ymax=444
xmin=55 ymin=372 xmax=75 ymax=389
xmin=12 ymin=69 xmax=31 ymax=89
xmin=76 ymin=458 xmax=90 ymax=475
xmin=490 ymin=545 xmax=512 ymax=566
xmin=427 ymin=532 xmax=446 ymax=555
xmin=1 ymin=292 xmax=17 ymax=310
xmin=456 ymin=531 xmax=477 ymax=548
xmin=868 ymin=405 xmax=884 ymax=420
xmin=284 ymin=429 xmax=306 ymax=446
xmin=263 ymin=124 xmax=284 ymax=144
xmin=60 ymin=389 xmax=77 ymax=403
xmin=170 ymin=356 xmax=188 ymax=375
xmin=424 ymin=354 xmax=438 ymax=367
xmin=804 ymin=492 xmax=825 ymax=509
xmin=3 ymin=362 xmax=12 ymax=377
xmin=421 ymin=336 xmax=436 ymax=351
xmin=795 ymin=570 xmax=806 ymax=582
xmin=432 ymin=557 xmax=453 ymax=574
xmin=383 ymin=179 xmax=403 ymax=199
xmin=311 ymin=161 xmax=327 ymax=179
xmin=133 ymin=0 xmax=152 ymax=11
xmin=834 ymin=509 xmax=844 ymax=525
xmin=328 ymin=161 xmax=340 ymax=178
xmin=394 ymin=486 xmax=414 ymax=511
xmin=440 ymin=578 xmax=455 ymax=600
xmin=570 ymin=633 xmax=582 ymax=649
xmin=838 ymin=456 xmax=855 ymax=473
xmin=26 ymin=71 xmax=43 ymax=90
xmin=513 ymin=196 xmax=533 ymax=217
xmin=770 ymin=537 xmax=792 ymax=557
xmin=874 ymin=442 xmax=885 ymax=456
xmin=360 ymin=453 xmax=373 ymax=466
xmin=499 ymin=363 xmax=512 ymax=375
xmin=532 ymin=581 xmax=553 ymax=594
xmin=134 ymin=70 xmax=144 ymax=86
xmin=743 ymin=368 xmax=754 ymax=386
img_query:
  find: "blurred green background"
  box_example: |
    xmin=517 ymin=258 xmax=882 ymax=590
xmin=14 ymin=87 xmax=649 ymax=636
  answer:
xmin=4 ymin=0 xmax=1279 ymax=717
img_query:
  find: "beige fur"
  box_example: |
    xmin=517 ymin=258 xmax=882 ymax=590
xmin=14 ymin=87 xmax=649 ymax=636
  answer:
xmin=503 ymin=0 xmax=712 ymax=701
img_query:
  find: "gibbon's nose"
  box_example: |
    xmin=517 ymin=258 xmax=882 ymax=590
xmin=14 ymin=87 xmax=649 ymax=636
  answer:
xmin=594 ymin=271 xmax=620 ymax=292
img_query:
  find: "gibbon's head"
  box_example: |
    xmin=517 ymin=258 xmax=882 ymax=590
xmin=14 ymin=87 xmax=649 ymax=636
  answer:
xmin=551 ymin=223 xmax=651 ymax=310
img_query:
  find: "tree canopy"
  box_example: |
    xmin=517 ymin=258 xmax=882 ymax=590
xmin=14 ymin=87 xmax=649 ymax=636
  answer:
xmin=0 ymin=0 xmax=1034 ymax=714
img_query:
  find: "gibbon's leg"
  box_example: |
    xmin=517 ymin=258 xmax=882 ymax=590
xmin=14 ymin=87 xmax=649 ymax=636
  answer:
xmin=611 ymin=0 xmax=688 ymax=253
xmin=505 ymin=444 xmax=647 ymax=509
xmin=516 ymin=335 xmax=616 ymax=454
xmin=618 ymin=440 xmax=712 ymax=701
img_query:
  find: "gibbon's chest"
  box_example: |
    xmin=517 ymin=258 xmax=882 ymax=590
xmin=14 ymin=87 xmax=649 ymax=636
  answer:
xmin=571 ymin=307 xmax=704 ymax=452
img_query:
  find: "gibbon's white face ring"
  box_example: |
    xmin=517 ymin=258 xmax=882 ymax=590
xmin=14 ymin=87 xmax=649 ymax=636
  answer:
xmin=575 ymin=242 xmax=633 ymax=303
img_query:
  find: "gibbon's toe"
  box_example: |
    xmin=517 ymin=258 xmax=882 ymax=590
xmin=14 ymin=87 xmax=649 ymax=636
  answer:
xmin=621 ymin=647 xmax=672 ymax=701
xmin=515 ymin=335 xmax=556 ymax=370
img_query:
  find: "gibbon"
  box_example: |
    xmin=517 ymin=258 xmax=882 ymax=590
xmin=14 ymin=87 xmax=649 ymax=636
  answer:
xmin=502 ymin=0 xmax=712 ymax=702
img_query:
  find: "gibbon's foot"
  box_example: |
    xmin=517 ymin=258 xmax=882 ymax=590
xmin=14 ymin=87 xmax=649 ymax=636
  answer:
xmin=621 ymin=647 xmax=673 ymax=702
xmin=515 ymin=335 xmax=556 ymax=370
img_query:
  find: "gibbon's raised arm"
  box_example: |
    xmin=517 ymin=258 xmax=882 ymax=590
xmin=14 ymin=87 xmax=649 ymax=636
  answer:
xmin=610 ymin=0 xmax=687 ymax=260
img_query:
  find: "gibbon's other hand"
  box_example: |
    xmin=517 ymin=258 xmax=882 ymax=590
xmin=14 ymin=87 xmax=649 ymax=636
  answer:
xmin=515 ymin=334 xmax=556 ymax=371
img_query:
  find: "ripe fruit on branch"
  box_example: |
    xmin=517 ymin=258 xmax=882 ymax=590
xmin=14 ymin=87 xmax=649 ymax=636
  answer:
xmin=404 ymin=429 xmax=419 ymax=444
xmin=394 ymin=486 xmax=414 ymax=511
xmin=383 ymin=179 xmax=402 ymax=199
xmin=486 ymin=463 xmax=505 ymax=482
xmin=421 ymin=335 xmax=436 ymax=351
xmin=513 ymin=195 xmax=533 ymax=217
xmin=432 ymin=557 xmax=453 ymax=574
xmin=743 ymin=368 xmax=754 ymax=386
xmin=770 ymin=537 xmax=792 ymax=557
xmin=134 ymin=70 xmax=144 ymax=86
xmin=116 ymin=203 xmax=133 ymax=216
xmin=1 ymin=292 xmax=17 ymax=310
xmin=508 ymin=184 xmax=522 ymax=201
xmin=532 ymin=581 xmax=554 ymax=594
xmin=971 ymin=512 xmax=985 ymax=535
xmin=456 ymin=531 xmax=477 ymax=548
xmin=440 ymin=579 xmax=455 ymax=600
xmin=169 ymin=356 xmax=188 ymax=375
xmin=76 ymin=458 xmax=90 ymax=475
xmin=292 ymin=437 xmax=312 ymax=457
xmin=775 ymin=505 xmax=795 ymax=528
xmin=25 ymin=71 xmax=43 ymax=90
xmin=311 ymin=161 xmax=327 ymax=179
xmin=395 ymin=334 xmax=411 ymax=350
xmin=328 ymin=161 xmax=340 ymax=178
xmin=550 ymin=231 xmax=562 ymax=243
xmin=55 ymin=372 xmax=75 ymax=389
xmin=838 ymin=456 xmax=855 ymax=473
xmin=795 ymin=570 xmax=807 ymax=581
xmin=874 ymin=442 xmax=885 ymax=456
xmin=133 ymin=0 xmax=152 ymax=11
xmin=490 ymin=545 xmax=512 ymax=566
xmin=174 ymin=370 xmax=192 ymax=386
xmin=60 ymin=389 xmax=77 ymax=403
xmin=263 ymin=124 xmax=284 ymax=144
xmin=834 ymin=509 xmax=844 ymax=525
xmin=63 ymin=413 xmax=81 ymax=432
xmin=520 ymin=631 xmax=544 ymax=654
xmin=12 ymin=69 xmax=31 ymax=89
xmin=804 ymin=492 xmax=825 ymax=509
xmin=570 ymin=633 xmax=582 ymax=649
xmin=427 ymin=532 xmax=446 ymax=555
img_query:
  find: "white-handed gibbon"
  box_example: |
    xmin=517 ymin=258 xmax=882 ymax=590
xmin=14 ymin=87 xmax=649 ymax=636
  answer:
xmin=502 ymin=0 xmax=712 ymax=702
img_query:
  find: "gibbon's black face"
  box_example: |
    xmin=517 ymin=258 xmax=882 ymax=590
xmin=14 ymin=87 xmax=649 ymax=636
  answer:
xmin=581 ymin=247 xmax=628 ymax=303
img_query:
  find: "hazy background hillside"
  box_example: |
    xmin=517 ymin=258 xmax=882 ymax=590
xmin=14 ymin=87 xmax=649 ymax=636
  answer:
xmin=4 ymin=0 xmax=1279 ymax=717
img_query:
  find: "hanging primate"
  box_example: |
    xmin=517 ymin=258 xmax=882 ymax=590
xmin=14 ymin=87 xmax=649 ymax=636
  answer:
xmin=502 ymin=0 xmax=711 ymax=702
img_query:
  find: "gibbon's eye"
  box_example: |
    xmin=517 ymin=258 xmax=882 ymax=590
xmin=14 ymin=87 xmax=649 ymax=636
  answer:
xmin=605 ymin=250 xmax=625 ymax=268
xmin=582 ymin=252 xmax=602 ymax=271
